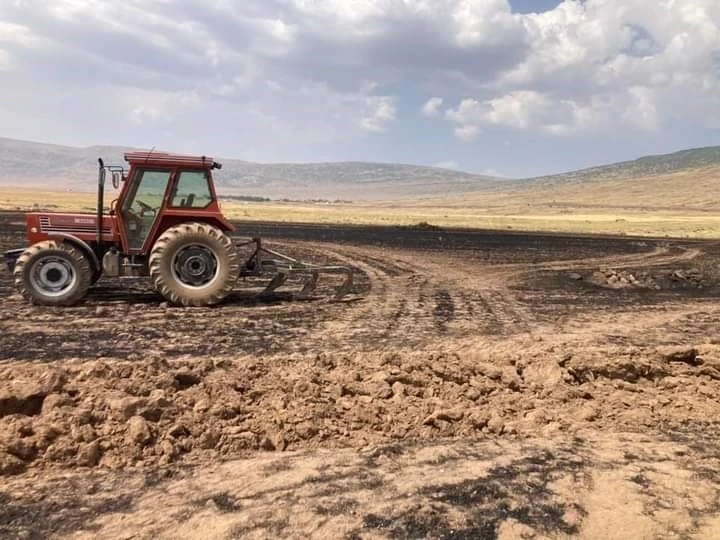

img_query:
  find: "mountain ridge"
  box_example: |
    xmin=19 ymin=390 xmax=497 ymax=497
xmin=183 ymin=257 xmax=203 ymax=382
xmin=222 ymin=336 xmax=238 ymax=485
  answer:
xmin=0 ymin=136 xmax=497 ymax=200
xmin=1 ymin=136 xmax=718 ymax=201
xmin=523 ymin=145 xmax=720 ymax=186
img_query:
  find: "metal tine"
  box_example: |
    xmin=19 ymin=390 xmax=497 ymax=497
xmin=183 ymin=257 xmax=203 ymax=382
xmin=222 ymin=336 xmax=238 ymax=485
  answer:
xmin=235 ymin=237 xmax=354 ymax=301
xmin=297 ymin=271 xmax=319 ymax=299
xmin=260 ymin=271 xmax=288 ymax=296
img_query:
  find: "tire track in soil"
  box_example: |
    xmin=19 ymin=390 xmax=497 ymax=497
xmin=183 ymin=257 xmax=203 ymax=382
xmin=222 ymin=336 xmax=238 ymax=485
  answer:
xmin=247 ymin=238 xmax=694 ymax=351
xmin=0 ymin=226 xmax=709 ymax=361
xmin=451 ymin=244 xmax=704 ymax=339
xmin=432 ymin=290 xmax=455 ymax=331
xmin=303 ymin=246 xmax=423 ymax=351
xmin=332 ymin=250 xmax=421 ymax=343
xmin=390 ymin=252 xmax=536 ymax=338
xmin=305 ymin=243 xmax=538 ymax=351
xmin=304 ymin=240 xmax=704 ymax=350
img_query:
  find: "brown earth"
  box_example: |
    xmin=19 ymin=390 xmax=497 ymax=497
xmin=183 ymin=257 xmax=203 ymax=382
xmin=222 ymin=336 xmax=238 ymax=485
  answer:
xmin=1 ymin=212 xmax=720 ymax=539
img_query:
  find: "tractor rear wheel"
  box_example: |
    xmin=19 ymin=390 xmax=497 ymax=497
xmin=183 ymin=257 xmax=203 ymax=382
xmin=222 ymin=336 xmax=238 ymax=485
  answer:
xmin=149 ymin=222 xmax=239 ymax=307
xmin=14 ymin=240 xmax=93 ymax=306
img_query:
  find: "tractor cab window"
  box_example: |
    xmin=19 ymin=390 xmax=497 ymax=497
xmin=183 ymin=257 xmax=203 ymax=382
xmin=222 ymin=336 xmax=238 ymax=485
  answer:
xmin=170 ymin=170 xmax=213 ymax=208
xmin=121 ymin=169 xmax=172 ymax=250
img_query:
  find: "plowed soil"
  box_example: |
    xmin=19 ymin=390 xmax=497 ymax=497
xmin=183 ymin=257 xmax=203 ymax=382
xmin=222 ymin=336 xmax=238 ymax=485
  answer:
xmin=2 ymin=212 xmax=720 ymax=539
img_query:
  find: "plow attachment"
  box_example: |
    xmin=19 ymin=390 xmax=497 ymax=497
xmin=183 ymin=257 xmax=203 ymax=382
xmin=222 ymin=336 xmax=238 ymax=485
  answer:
xmin=235 ymin=238 xmax=354 ymax=300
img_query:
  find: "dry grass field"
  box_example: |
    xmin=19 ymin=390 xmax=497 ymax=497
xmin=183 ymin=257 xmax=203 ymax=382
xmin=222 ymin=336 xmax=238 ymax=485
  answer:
xmin=2 ymin=163 xmax=720 ymax=240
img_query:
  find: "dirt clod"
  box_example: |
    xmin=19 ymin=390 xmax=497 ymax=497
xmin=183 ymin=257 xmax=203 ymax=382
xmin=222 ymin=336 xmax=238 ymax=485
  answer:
xmin=423 ymin=409 xmax=464 ymax=427
xmin=126 ymin=416 xmax=152 ymax=447
xmin=77 ymin=441 xmax=101 ymax=467
xmin=0 ymin=452 xmax=26 ymax=475
xmin=40 ymin=394 xmax=72 ymax=414
xmin=501 ymin=366 xmax=522 ymax=391
xmin=699 ymin=367 xmax=720 ymax=381
xmin=487 ymin=414 xmax=506 ymax=434
xmin=108 ymin=396 xmax=148 ymax=421
xmin=260 ymin=433 xmax=286 ymax=452
xmin=657 ymin=346 xmax=702 ymax=366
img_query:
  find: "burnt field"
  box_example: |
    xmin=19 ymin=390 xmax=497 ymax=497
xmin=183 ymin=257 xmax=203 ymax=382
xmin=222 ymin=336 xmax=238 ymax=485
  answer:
xmin=2 ymin=211 xmax=720 ymax=539
xmin=2 ymin=214 xmax=719 ymax=361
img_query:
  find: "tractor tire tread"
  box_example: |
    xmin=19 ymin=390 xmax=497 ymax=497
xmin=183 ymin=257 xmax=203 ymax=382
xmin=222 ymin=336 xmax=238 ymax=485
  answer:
xmin=149 ymin=222 xmax=239 ymax=307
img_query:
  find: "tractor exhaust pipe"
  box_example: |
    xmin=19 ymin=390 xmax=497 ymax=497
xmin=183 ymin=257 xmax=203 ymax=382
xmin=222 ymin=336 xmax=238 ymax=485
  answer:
xmin=97 ymin=158 xmax=105 ymax=246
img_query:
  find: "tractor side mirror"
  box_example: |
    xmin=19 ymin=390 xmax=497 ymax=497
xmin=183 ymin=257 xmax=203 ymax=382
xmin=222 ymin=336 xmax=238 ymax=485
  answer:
xmin=111 ymin=171 xmax=123 ymax=189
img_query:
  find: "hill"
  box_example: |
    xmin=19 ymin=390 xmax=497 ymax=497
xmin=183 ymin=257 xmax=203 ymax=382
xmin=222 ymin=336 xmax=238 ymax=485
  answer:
xmin=420 ymin=145 xmax=720 ymax=214
xmin=0 ymin=137 xmax=498 ymax=201
xmin=523 ymin=146 xmax=720 ymax=187
xmin=1 ymin=136 xmax=719 ymax=208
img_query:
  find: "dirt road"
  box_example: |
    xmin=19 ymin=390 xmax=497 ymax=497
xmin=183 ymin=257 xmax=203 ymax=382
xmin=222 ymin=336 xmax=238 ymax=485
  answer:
xmin=1 ymin=212 xmax=720 ymax=538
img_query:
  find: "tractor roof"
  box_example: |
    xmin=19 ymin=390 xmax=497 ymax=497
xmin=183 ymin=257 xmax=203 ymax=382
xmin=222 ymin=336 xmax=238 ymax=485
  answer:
xmin=124 ymin=151 xmax=222 ymax=170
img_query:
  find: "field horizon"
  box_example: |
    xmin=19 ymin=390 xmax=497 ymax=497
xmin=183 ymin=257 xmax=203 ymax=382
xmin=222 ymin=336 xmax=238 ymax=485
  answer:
xmin=1 ymin=137 xmax=719 ymax=238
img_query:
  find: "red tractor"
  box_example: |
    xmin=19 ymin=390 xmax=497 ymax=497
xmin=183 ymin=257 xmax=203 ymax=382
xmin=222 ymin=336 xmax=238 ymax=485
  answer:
xmin=4 ymin=151 xmax=353 ymax=306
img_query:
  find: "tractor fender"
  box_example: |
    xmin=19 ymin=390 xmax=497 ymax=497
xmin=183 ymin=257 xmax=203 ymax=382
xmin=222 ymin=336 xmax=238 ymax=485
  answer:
xmin=4 ymin=248 xmax=25 ymax=273
xmin=47 ymin=232 xmax=102 ymax=281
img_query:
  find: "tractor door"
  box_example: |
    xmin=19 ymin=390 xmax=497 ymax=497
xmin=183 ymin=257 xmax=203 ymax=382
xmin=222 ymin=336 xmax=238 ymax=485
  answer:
xmin=121 ymin=168 xmax=172 ymax=251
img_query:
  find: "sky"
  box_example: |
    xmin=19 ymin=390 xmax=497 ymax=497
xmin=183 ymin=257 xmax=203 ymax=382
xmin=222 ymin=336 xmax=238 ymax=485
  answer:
xmin=0 ymin=0 xmax=718 ymax=178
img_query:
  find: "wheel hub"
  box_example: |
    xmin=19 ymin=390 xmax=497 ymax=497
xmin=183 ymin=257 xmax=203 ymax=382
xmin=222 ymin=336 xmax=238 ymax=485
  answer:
xmin=172 ymin=245 xmax=218 ymax=287
xmin=31 ymin=257 xmax=77 ymax=296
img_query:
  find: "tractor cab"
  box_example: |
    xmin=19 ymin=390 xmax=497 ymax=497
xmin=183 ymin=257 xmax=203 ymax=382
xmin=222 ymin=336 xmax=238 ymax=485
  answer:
xmin=114 ymin=152 xmax=231 ymax=253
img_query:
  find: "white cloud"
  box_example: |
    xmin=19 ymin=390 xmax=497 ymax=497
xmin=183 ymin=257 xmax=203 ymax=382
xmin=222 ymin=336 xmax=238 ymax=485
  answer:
xmin=454 ymin=125 xmax=480 ymax=142
xmin=447 ymin=91 xmax=571 ymax=135
xmin=0 ymin=21 xmax=37 ymax=46
xmin=446 ymin=86 xmax=662 ymax=138
xmin=442 ymin=0 xmax=720 ymax=139
xmin=0 ymin=0 xmax=410 ymax=157
xmin=484 ymin=91 xmax=554 ymax=130
xmin=422 ymin=97 xmax=443 ymax=117
xmin=360 ymin=96 xmax=396 ymax=132
xmin=130 ymin=106 xmax=163 ymax=125
xmin=451 ymin=0 xmax=522 ymax=47
xmin=0 ymin=0 xmax=717 ymax=162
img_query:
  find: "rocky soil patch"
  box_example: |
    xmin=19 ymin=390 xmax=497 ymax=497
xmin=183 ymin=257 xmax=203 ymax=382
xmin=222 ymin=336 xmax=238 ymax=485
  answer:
xmin=2 ymin=342 xmax=720 ymax=477
xmin=587 ymin=267 xmax=709 ymax=290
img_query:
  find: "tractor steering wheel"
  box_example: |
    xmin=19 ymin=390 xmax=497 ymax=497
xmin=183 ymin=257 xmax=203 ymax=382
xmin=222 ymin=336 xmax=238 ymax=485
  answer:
xmin=136 ymin=199 xmax=155 ymax=216
xmin=124 ymin=208 xmax=143 ymax=226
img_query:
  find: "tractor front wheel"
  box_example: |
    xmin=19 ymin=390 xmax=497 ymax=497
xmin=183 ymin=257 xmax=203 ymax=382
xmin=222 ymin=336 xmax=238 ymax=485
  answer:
xmin=149 ymin=222 xmax=239 ymax=307
xmin=14 ymin=240 xmax=93 ymax=306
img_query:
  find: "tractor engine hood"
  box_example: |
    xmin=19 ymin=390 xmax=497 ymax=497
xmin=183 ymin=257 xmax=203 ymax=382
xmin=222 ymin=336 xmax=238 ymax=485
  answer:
xmin=25 ymin=212 xmax=115 ymax=236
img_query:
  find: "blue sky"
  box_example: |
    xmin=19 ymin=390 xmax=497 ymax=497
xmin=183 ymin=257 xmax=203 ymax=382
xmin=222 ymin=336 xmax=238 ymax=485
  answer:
xmin=0 ymin=0 xmax=718 ymax=178
xmin=511 ymin=0 xmax=564 ymax=14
